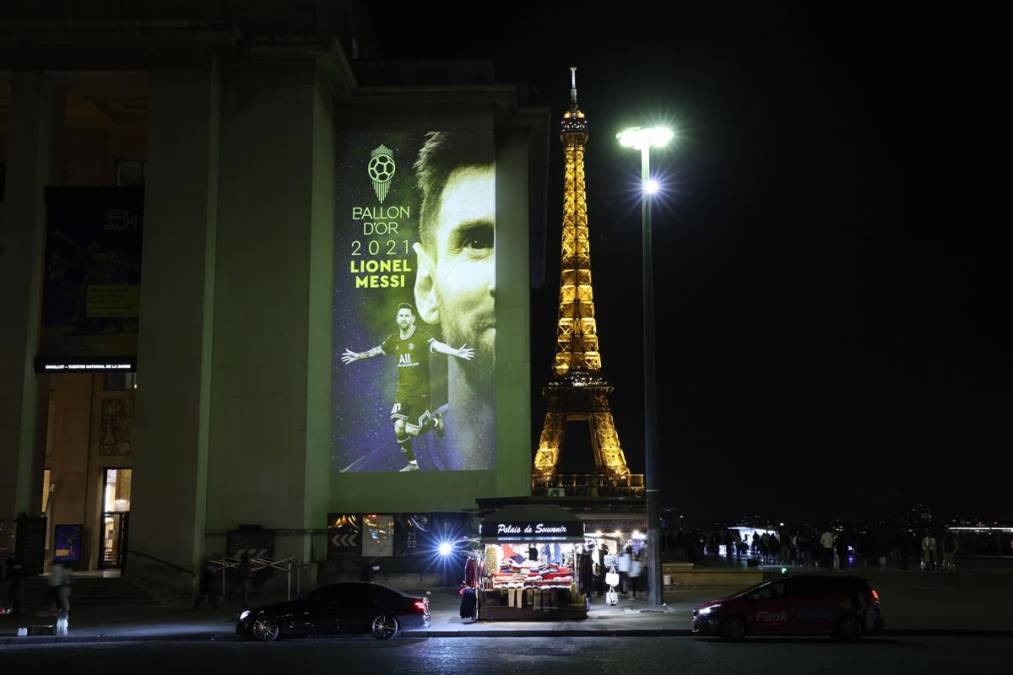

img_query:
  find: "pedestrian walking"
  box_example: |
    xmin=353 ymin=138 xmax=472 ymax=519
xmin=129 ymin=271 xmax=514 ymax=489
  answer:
xmin=723 ymin=530 xmax=735 ymax=559
xmin=237 ymin=552 xmax=252 ymax=607
xmin=578 ymin=546 xmax=594 ymax=610
xmin=629 ymin=552 xmax=642 ymax=599
xmin=595 ymin=544 xmax=609 ymax=598
xmin=942 ymin=531 xmax=958 ymax=570
xmin=835 ymin=531 xmax=849 ymax=570
xmin=194 ymin=559 xmax=219 ymax=609
xmin=921 ymin=532 xmax=937 ymax=571
xmin=49 ymin=561 xmax=71 ymax=614
xmin=617 ymin=545 xmax=632 ymax=597
xmin=819 ymin=528 xmax=835 ymax=569
xmin=5 ymin=557 xmax=24 ymax=615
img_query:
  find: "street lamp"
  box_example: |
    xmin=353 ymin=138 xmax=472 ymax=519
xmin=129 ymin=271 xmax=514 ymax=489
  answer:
xmin=616 ymin=125 xmax=675 ymax=608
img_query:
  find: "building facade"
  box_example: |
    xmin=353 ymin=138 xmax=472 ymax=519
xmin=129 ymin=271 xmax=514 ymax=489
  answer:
xmin=0 ymin=2 xmax=548 ymax=588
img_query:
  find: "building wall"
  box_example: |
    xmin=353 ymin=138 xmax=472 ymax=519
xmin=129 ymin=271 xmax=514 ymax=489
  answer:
xmin=44 ymin=375 xmax=92 ymax=560
xmin=326 ymin=108 xmax=533 ymax=514
xmin=494 ymin=130 xmax=533 ymax=500
xmin=305 ymin=81 xmax=336 ymax=545
xmin=58 ymin=129 xmax=145 ymax=186
xmin=2 ymin=47 xmax=545 ymax=584
xmin=205 ymin=59 xmax=332 ymax=562
xmin=0 ymin=72 xmax=60 ymax=521
xmin=44 ymin=374 xmax=134 ymax=570
xmin=1 ymin=72 xmax=141 ymax=571
xmin=130 ymin=64 xmax=220 ymax=583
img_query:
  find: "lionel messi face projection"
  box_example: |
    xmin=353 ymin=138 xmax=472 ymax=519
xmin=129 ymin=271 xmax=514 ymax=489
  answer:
xmin=413 ymin=151 xmax=495 ymax=394
xmin=332 ymin=130 xmax=496 ymax=473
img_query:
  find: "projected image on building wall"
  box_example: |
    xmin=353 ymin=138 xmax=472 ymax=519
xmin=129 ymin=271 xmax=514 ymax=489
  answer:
xmin=333 ymin=131 xmax=496 ymax=473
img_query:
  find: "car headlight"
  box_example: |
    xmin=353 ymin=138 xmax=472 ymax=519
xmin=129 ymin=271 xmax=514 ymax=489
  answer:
xmin=698 ymin=604 xmax=721 ymax=615
xmin=239 ymin=610 xmax=251 ymax=621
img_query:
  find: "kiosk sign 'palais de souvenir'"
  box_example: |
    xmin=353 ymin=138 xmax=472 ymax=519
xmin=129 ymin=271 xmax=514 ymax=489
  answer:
xmin=482 ymin=522 xmax=578 ymax=541
xmin=333 ymin=130 xmax=497 ymax=475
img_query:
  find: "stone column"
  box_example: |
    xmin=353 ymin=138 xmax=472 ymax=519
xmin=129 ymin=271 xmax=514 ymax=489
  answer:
xmin=205 ymin=60 xmax=332 ymax=566
xmin=129 ymin=63 xmax=219 ymax=585
xmin=0 ymin=72 xmax=63 ymax=519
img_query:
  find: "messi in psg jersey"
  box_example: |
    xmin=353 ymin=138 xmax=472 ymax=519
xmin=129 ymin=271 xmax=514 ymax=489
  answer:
xmin=381 ymin=327 xmax=434 ymax=398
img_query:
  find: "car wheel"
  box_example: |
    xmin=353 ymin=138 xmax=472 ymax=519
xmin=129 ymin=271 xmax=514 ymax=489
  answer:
xmin=371 ymin=614 xmax=399 ymax=640
xmin=836 ymin=614 xmax=864 ymax=641
xmin=251 ymin=615 xmax=280 ymax=642
xmin=720 ymin=616 xmax=747 ymax=641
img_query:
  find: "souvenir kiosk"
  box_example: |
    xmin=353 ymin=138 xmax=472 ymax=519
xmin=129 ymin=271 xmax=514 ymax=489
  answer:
xmin=477 ymin=504 xmax=588 ymax=621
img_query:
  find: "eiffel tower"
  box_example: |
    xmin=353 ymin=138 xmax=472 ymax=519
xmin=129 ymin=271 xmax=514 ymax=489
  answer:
xmin=532 ymin=69 xmax=633 ymax=489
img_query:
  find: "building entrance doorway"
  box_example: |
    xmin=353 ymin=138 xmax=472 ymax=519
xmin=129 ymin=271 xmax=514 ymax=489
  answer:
xmin=99 ymin=468 xmax=131 ymax=569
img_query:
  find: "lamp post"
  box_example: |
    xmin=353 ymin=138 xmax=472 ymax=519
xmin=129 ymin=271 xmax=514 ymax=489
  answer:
xmin=617 ymin=125 xmax=674 ymax=608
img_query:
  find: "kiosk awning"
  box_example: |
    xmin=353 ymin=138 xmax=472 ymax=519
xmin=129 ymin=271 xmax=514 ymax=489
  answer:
xmin=479 ymin=504 xmax=585 ymax=543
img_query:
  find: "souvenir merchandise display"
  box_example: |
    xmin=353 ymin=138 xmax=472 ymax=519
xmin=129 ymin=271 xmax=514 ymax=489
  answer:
xmin=486 ymin=544 xmax=575 ymax=590
xmin=477 ymin=505 xmax=589 ymax=621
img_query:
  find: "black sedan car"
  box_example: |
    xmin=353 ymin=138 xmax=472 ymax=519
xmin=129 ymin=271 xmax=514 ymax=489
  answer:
xmin=236 ymin=581 xmax=430 ymax=641
xmin=692 ymin=574 xmax=884 ymax=640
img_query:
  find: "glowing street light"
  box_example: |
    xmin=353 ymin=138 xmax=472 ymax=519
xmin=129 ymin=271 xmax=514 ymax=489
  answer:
xmin=616 ymin=126 xmax=675 ymax=151
xmin=617 ymin=123 xmax=675 ymax=609
xmin=438 ymin=541 xmax=454 ymax=557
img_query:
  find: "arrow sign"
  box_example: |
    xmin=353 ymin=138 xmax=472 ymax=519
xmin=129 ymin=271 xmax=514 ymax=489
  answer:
xmin=330 ymin=533 xmax=358 ymax=548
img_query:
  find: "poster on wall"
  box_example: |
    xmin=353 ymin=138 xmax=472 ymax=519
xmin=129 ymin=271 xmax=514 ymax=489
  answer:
xmin=395 ymin=513 xmax=430 ymax=557
xmin=53 ymin=524 xmax=82 ymax=565
xmin=362 ymin=514 xmax=395 ymax=558
xmin=99 ymin=398 xmax=134 ymax=456
xmin=332 ymin=130 xmax=496 ymax=473
xmin=40 ymin=187 xmax=143 ymax=362
xmin=327 ymin=513 xmax=361 ymax=558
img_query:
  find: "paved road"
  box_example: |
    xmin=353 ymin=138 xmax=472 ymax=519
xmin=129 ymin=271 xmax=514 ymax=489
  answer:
xmin=2 ymin=635 xmax=1011 ymax=674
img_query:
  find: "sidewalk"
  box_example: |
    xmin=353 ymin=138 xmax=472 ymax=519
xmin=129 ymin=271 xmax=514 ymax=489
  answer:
xmin=5 ymin=565 xmax=1013 ymax=644
xmin=0 ymin=586 xmax=726 ymax=644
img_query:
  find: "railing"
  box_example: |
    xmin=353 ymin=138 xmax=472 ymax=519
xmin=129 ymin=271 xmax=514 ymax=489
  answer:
xmin=209 ymin=555 xmax=299 ymax=600
xmin=128 ymin=549 xmax=195 ymax=577
xmin=532 ymin=473 xmax=646 ymax=498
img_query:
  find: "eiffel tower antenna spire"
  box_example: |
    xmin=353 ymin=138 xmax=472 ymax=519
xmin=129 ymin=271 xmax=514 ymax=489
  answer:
xmin=532 ymin=71 xmax=635 ymax=488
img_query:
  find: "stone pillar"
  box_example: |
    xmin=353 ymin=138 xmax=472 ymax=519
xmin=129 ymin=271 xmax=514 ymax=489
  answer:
xmin=0 ymin=72 xmax=62 ymax=519
xmin=495 ymin=131 xmax=533 ymax=498
xmin=205 ymin=60 xmax=331 ymax=566
xmin=129 ymin=63 xmax=219 ymax=584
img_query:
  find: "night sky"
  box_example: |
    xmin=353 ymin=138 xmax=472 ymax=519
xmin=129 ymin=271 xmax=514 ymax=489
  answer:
xmin=379 ymin=5 xmax=1012 ymax=523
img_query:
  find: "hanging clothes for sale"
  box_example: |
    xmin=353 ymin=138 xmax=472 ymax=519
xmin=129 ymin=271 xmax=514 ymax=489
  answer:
xmin=578 ymin=550 xmax=594 ymax=596
xmin=477 ymin=504 xmax=588 ymax=621
xmin=463 ymin=554 xmax=479 ymax=587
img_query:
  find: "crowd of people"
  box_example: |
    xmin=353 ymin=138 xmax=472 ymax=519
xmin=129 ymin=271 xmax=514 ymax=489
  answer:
xmin=577 ymin=543 xmax=644 ymax=603
xmin=664 ymin=524 xmax=960 ymax=571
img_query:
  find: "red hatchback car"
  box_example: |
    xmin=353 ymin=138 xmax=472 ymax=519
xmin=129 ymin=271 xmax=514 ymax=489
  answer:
xmin=692 ymin=574 xmax=884 ymax=640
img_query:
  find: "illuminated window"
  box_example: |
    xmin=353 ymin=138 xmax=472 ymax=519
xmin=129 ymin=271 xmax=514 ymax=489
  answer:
xmin=103 ymin=468 xmax=132 ymax=512
xmin=104 ymin=373 xmax=137 ymax=391
xmin=42 ymin=468 xmax=51 ymax=513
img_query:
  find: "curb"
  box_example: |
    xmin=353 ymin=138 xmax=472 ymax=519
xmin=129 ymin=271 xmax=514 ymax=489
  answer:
xmin=414 ymin=629 xmax=694 ymax=638
xmin=880 ymin=629 xmax=1013 ymax=638
xmin=5 ymin=627 xmax=1013 ymax=645
xmin=1 ymin=632 xmax=237 ymax=646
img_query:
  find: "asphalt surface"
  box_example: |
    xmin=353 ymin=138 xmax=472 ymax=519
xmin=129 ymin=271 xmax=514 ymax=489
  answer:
xmin=5 ymin=558 xmax=1013 ymax=645
xmin=2 ymin=635 xmax=1012 ymax=675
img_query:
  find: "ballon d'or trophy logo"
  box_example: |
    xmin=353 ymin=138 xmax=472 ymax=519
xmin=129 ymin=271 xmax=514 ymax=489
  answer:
xmin=368 ymin=144 xmax=396 ymax=204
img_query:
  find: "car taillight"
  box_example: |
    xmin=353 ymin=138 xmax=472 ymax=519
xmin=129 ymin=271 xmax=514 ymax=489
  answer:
xmin=870 ymin=589 xmax=880 ymax=602
xmin=413 ymin=600 xmax=428 ymax=613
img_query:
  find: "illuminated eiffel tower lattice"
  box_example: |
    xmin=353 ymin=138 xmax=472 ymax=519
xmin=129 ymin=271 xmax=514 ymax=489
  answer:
xmin=532 ymin=68 xmax=632 ymax=485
